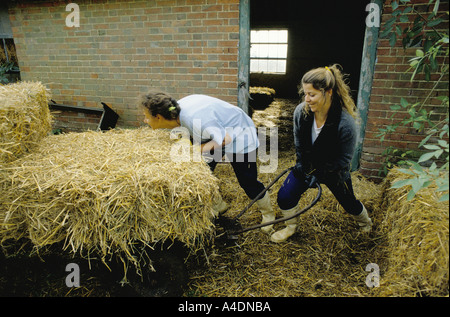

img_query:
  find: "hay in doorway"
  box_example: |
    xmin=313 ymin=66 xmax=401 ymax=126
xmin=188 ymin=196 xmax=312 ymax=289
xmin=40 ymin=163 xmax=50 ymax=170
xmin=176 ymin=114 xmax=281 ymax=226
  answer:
xmin=249 ymin=87 xmax=276 ymax=110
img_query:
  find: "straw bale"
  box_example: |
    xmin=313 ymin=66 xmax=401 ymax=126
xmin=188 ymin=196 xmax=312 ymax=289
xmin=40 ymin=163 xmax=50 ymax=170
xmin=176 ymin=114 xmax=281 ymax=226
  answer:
xmin=374 ymin=168 xmax=449 ymax=296
xmin=0 ymin=127 xmax=220 ymax=267
xmin=249 ymin=86 xmax=275 ymax=96
xmin=0 ymin=81 xmax=52 ymax=163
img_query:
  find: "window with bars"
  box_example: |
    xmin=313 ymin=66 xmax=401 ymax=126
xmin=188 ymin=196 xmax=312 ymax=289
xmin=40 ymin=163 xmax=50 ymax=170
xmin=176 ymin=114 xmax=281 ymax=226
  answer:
xmin=250 ymin=29 xmax=288 ymax=74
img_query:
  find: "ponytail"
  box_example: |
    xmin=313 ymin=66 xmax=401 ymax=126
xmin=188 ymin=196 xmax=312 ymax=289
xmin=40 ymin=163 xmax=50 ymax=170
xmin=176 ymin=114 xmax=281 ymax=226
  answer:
xmin=299 ymin=64 xmax=357 ymax=118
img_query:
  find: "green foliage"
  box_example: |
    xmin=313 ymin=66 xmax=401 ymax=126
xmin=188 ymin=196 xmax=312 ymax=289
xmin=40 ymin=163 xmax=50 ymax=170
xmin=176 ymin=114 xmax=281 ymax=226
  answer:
xmin=379 ymin=0 xmax=449 ymax=201
xmin=0 ymin=61 xmax=19 ymax=84
xmin=378 ymin=146 xmax=420 ymax=177
xmin=380 ymin=0 xmax=449 ymax=81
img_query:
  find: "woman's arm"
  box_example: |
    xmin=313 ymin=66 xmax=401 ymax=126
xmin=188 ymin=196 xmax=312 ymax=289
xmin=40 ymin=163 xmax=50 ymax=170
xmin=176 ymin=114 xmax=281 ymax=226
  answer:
xmin=326 ymin=112 xmax=357 ymax=173
xmin=200 ymin=132 xmax=232 ymax=153
xmin=293 ymin=104 xmax=304 ymax=164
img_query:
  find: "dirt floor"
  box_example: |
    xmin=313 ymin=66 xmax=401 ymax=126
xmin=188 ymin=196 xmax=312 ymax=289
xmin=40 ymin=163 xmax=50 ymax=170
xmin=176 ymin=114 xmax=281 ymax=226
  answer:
xmin=0 ymin=99 xmax=388 ymax=297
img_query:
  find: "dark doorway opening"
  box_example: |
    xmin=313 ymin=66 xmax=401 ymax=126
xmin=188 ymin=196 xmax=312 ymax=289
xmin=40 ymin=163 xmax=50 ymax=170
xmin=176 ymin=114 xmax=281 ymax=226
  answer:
xmin=250 ymin=0 xmax=370 ymax=100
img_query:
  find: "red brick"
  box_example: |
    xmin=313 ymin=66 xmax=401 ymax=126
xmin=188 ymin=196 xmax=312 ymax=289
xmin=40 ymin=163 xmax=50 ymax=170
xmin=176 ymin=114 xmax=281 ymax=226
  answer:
xmin=360 ymin=0 xmax=449 ymax=179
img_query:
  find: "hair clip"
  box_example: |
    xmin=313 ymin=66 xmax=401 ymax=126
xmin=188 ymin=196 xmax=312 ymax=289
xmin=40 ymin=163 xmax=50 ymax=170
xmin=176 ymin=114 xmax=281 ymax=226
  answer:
xmin=325 ymin=66 xmax=331 ymax=73
xmin=168 ymin=106 xmax=176 ymax=111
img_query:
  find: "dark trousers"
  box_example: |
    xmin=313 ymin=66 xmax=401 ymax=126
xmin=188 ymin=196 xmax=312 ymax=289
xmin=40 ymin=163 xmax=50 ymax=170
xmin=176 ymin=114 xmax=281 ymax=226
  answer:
xmin=208 ymin=150 xmax=265 ymax=200
xmin=277 ymin=170 xmax=363 ymax=215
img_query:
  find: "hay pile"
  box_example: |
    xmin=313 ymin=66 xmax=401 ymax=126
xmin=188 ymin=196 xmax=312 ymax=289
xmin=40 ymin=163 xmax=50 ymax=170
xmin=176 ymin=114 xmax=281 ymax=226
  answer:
xmin=0 ymin=81 xmax=52 ymax=163
xmin=250 ymin=86 xmax=276 ymax=110
xmin=375 ymin=168 xmax=449 ymax=296
xmin=0 ymin=128 xmax=220 ymax=266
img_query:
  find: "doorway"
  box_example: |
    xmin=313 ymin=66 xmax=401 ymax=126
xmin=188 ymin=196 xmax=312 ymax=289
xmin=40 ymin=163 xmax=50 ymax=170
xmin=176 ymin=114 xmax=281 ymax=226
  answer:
xmin=249 ymin=0 xmax=370 ymax=100
xmin=247 ymin=0 xmax=372 ymax=153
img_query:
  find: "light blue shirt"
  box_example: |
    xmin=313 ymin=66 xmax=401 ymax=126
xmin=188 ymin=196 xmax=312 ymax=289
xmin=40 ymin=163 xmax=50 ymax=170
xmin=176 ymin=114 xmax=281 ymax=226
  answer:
xmin=178 ymin=95 xmax=259 ymax=154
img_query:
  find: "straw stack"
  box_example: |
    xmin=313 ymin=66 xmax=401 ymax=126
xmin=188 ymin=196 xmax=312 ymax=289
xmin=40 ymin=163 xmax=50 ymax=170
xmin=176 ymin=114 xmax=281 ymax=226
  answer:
xmin=0 ymin=127 xmax=220 ymax=267
xmin=0 ymin=81 xmax=52 ymax=163
xmin=375 ymin=168 xmax=449 ymax=296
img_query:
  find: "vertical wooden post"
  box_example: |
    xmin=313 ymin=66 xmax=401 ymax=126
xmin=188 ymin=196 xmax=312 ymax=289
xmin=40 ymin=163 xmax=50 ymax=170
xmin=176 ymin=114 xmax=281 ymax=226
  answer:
xmin=352 ymin=0 xmax=382 ymax=171
xmin=238 ymin=0 xmax=250 ymax=114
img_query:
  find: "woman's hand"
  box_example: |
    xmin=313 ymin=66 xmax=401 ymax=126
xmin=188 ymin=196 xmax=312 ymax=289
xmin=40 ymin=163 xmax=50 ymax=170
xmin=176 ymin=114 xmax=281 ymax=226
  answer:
xmin=200 ymin=133 xmax=232 ymax=153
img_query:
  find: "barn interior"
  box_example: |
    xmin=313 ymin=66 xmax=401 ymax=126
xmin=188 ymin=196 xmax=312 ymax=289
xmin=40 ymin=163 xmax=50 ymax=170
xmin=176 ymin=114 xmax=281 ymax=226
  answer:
xmin=249 ymin=0 xmax=369 ymax=101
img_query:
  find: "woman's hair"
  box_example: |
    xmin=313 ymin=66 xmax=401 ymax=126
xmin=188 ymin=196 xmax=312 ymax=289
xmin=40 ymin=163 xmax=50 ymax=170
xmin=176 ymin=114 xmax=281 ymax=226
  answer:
xmin=139 ymin=91 xmax=180 ymax=120
xmin=298 ymin=64 xmax=357 ymax=118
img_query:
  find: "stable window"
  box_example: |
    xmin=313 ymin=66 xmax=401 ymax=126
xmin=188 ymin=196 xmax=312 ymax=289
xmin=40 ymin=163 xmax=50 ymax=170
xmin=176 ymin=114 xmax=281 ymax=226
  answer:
xmin=250 ymin=29 xmax=288 ymax=74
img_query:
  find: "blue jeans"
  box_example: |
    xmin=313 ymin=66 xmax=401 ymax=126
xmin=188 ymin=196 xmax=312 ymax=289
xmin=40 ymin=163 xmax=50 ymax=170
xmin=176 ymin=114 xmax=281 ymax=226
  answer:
xmin=277 ymin=170 xmax=363 ymax=215
xmin=208 ymin=150 xmax=265 ymax=200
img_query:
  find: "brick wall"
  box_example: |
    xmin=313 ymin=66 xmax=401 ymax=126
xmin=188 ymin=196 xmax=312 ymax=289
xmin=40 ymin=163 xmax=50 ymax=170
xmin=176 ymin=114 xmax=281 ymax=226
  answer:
xmin=8 ymin=0 xmax=240 ymax=128
xmin=360 ymin=0 xmax=449 ymax=181
xmin=50 ymin=109 xmax=102 ymax=133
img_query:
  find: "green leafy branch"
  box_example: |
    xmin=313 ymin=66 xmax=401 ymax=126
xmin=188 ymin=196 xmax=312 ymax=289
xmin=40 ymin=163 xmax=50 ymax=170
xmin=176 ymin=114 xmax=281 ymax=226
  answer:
xmin=381 ymin=0 xmax=448 ymax=81
xmin=378 ymin=0 xmax=449 ymax=201
xmin=0 ymin=61 xmax=20 ymax=84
